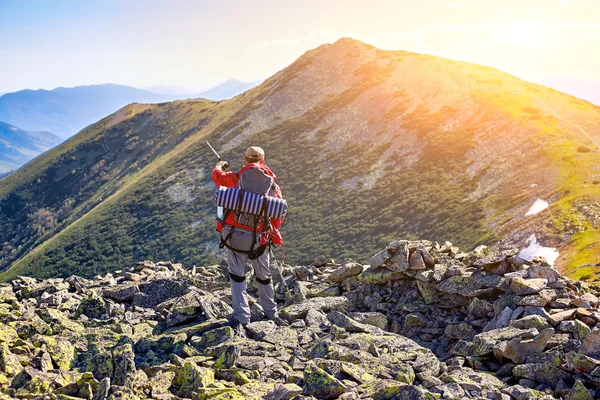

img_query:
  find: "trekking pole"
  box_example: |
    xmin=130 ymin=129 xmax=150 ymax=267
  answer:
xmin=206 ymin=141 xmax=228 ymax=170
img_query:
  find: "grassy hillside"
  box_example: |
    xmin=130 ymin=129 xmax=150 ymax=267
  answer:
xmin=1 ymin=39 xmax=600 ymax=281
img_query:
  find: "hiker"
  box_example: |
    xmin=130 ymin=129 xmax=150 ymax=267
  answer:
xmin=212 ymin=146 xmax=286 ymax=327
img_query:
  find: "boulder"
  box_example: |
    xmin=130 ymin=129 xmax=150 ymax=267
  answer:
xmin=302 ymin=362 xmax=347 ymax=399
xmin=245 ymin=321 xmax=298 ymax=349
xmin=559 ymin=320 xmax=591 ymax=340
xmin=581 ymin=328 xmax=600 ymax=356
xmin=174 ymin=360 xmax=215 ymax=397
xmin=326 ymin=262 xmax=364 ymax=283
xmin=565 ymin=380 xmax=593 ymax=400
xmin=503 ymin=328 xmax=554 ymax=363
xmin=472 ymin=327 xmax=538 ymax=356
xmin=509 ymin=277 xmax=548 ymax=295
xmin=512 ymin=363 xmax=573 ymax=387
xmin=436 ymin=275 xmax=483 ymax=297
xmin=358 ymin=266 xmax=406 ymax=285
xmin=280 ymin=296 xmax=348 ymax=321
xmin=444 ymin=323 xmax=476 ymax=341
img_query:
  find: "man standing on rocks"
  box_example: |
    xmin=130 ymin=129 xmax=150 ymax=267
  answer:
xmin=212 ymin=146 xmax=287 ymax=327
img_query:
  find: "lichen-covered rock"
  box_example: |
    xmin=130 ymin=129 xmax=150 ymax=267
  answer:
xmin=2 ymin=240 xmax=600 ymax=399
xmin=11 ymin=366 xmax=54 ymax=394
xmin=436 ymin=275 xmax=483 ymax=297
xmin=112 ymin=340 xmax=136 ymax=387
xmin=472 ymin=327 xmax=538 ymax=356
xmin=280 ymin=296 xmax=348 ymax=321
xmin=512 ymin=363 xmax=573 ymax=387
xmin=509 ymin=315 xmax=550 ymax=331
xmin=358 ymin=266 xmax=406 ymax=285
xmin=76 ymin=293 xmax=108 ymax=319
xmin=559 ymin=319 xmax=591 ymax=340
xmin=327 ymin=311 xmax=379 ymax=333
xmin=565 ymin=380 xmax=593 ymax=400
xmin=443 ymin=367 xmax=504 ymax=390
xmin=581 ymin=328 xmax=600 ymax=356
xmin=468 ymin=297 xmax=494 ymax=318
xmin=35 ymin=335 xmax=76 ymax=370
xmin=565 ymin=351 xmax=600 ymax=373
xmin=444 ymin=323 xmax=476 ymax=340
xmin=0 ymin=343 xmax=22 ymax=376
xmin=326 ymin=262 xmax=364 ymax=283
xmin=92 ymin=377 xmax=110 ymax=400
xmin=245 ymin=320 xmax=298 ymax=348
xmin=265 ymin=383 xmax=304 ymax=400
xmin=509 ymin=277 xmax=548 ymax=295
xmin=347 ymin=311 xmax=387 ymax=330
xmin=502 ymin=328 xmax=554 ymax=363
xmin=0 ymin=322 xmax=18 ymax=343
xmin=103 ymin=285 xmax=139 ymax=303
xmin=302 ymin=362 xmax=347 ymax=399
xmin=174 ymin=360 xmax=215 ymax=397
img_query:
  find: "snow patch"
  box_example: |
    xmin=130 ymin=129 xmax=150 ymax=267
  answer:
xmin=519 ymin=235 xmax=559 ymax=266
xmin=525 ymin=199 xmax=549 ymax=216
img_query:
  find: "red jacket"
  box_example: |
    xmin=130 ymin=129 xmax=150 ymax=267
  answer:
xmin=212 ymin=162 xmax=284 ymax=245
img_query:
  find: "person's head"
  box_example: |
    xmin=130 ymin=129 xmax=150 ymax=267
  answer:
xmin=244 ymin=146 xmax=265 ymax=164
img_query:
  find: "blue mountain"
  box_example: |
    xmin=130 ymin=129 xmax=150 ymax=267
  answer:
xmin=0 ymin=84 xmax=181 ymax=138
xmin=0 ymin=81 xmax=262 ymax=139
xmin=0 ymin=121 xmax=61 ymax=174
xmin=195 ymin=79 xmax=262 ymax=101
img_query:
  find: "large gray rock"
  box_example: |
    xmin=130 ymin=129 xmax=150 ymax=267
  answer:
xmin=581 ymin=328 xmax=600 ymax=356
xmin=472 ymin=327 xmax=539 ymax=356
xmin=133 ymin=278 xmax=192 ymax=308
xmin=246 ymin=320 xmax=298 ymax=349
xmin=302 ymin=362 xmax=347 ymax=399
xmin=112 ymin=341 xmax=136 ymax=387
xmin=512 ymin=363 xmax=573 ymax=387
xmin=166 ymin=290 xmax=233 ymax=327
xmin=327 ymin=311 xmax=379 ymax=333
xmin=565 ymin=380 xmax=593 ymax=400
xmin=503 ymin=328 xmax=554 ymax=363
xmin=436 ymin=275 xmax=484 ymax=297
xmin=280 ymin=296 xmax=348 ymax=321
xmin=326 ymin=262 xmax=364 ymax=283
xmin=103 ymin=284 xmax=139 ymax=303
xmin=509 ymin=277 xmax=547 ymax=296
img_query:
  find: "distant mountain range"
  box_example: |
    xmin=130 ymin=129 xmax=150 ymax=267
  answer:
xmin=0 ymin=80 xmax=261 ymax=138
xmin=195 ymin=79 xmax=263 ymax=101
xmin=540 ymin=77 xmax=600 ymax=106
xmin=145 ymin=79 xmax=262 ymax=100
xmin=0 ymin=121 xmax=61 ymax=174
xmin=1 ymin=39 xmax=600 ymax=283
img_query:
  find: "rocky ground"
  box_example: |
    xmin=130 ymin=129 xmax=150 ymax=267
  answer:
xmin=1 ymin=240 xmax=600 ymax=399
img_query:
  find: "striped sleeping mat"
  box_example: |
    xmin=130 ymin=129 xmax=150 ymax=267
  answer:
xmin=215 ymin=186 xmax=287 ymax=220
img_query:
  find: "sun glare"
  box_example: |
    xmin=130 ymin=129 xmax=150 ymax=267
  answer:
xmin=503 ymin=20 xmax=548 ymax=49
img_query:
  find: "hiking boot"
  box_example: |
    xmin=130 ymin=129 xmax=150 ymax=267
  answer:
xmin=227 ymin=319 xmax=248 ymax=337
xmin=270 ymin=315 xmax=289 ymax=327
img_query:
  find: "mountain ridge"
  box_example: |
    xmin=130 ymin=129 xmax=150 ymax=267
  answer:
xmin=1 ymin=38 xmax=600 ymax=282
xmin=0 ymin=121 xmax=62 ymax=174
xmin=0 ymin=80 xmax=262 ymax=139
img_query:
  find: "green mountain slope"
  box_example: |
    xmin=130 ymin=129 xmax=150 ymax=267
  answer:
xmin=0 ymin=121 xmax=62 ymax=174
xmin=1 ymin=39 xmax=600 ymax=281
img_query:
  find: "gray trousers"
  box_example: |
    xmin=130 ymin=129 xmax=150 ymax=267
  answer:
xmin=223 ymin=227 xmax=278 ymax=324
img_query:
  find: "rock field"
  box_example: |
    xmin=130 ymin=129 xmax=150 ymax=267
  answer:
xmin=1 ymin=239 xmax=600 ymax=399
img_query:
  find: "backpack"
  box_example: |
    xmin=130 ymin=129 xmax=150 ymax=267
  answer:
xmin=216 ymin=166 xmax=287 ymax=259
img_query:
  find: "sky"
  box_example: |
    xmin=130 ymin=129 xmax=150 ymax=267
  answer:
xmin=1 ymin=0 xmax=599 ymax=93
